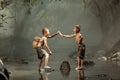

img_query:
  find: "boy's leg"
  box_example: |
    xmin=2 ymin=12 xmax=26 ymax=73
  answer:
xmin=38 ymin=59 xmax=42 ymax=72
xmin=75 ymin=56 xmax=81 ymax=70
xmin=80 ymin=59 xmax=84 ymax=68
xmin=41 ymin=49 xmax=51 ymax=68
xmin=36 ymin=48 xmax=43 ymax=72
xmin=77 ymin=56 xmax=81 ymax=68
xmin=45 ymin=54 xmax=49 ymax=67
xmin=76 ymin=46 xmax=82 ymax=70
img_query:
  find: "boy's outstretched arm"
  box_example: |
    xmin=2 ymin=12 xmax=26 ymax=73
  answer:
xmin=47 ymin=31 xmax=59 ymax=38
xmin=59 ymin=31 xmax=75 ymax=38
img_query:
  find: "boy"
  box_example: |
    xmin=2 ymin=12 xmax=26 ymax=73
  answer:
xmin=35 ymin=27 xmax=59 ymax=72
xmin=59 ymin=25 xmax=86 ymax=70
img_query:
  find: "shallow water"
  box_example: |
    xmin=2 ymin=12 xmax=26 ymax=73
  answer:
xmin=4 ymin=52 xmax=120 ymax=80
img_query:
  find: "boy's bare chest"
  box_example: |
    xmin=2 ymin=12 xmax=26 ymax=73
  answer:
xmin=75 ymin=34 xmax=81 ymax=40
xmin=75 ymin=34 xmax=82 ymax=44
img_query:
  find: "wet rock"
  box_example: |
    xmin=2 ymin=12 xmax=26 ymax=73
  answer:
xmin=0 ymin=57 xmax=8 ymax=62
xmin=0 ymin=59 xmax=9 ymax=80
xmin=60 ymin=61 xmax=71 ymax=77
xmin=98 ymin=52 xmax=120 ymax=61
xmin=60 ymin=61 xmax=71 ymax=70
xmin=109 ymin=52 xmax=120 ymax=60
xmin=98 ymin=57 xmax=107 ymax=61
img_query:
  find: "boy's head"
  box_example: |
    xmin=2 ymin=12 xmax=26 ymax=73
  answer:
xmin=42 ymin=27 xmax=50 ymax=37
xmin=73 ymin=25 xmax=80 ymax=33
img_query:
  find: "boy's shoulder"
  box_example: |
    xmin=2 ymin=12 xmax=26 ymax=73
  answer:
xmin=76 ymin=33 xmax=82 ymax=36
xmin=41 ymin=36 xmax=47 ymax=40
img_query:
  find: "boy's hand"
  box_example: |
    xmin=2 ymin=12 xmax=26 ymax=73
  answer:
xmin=49 ymin=51 xmax=52 ymax=55
xmin=57 ymin=31 xmax=60 ymax=34
xmin=58 ymin=31 xmax=63 ymax=37
xmin=57 ymin=31 xmax=61 ymax=35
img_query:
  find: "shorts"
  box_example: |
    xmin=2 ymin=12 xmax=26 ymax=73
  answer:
xmin=77 ymin=44 xmax=86 ymax=59
xmin=36 ymin=47 xmax=49 ymax=59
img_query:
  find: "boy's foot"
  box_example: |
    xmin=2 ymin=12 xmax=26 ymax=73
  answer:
xmin=75 ymin=67 xmax=80 ymax=70
xmin=79 ymin=67 xmax=84 ymax=70
xmin=75 ymin=67 xmax=85 ymax=70
xmin=38 ymin=69 xmax=44 ymax=73
xmin=38 ymin=69 xmax=41 ymax=73
xmin=44 ymin=66 xmax=51 ymax=69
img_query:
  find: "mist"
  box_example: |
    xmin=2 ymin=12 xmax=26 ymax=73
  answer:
xmin=0 ymin=0 xmax=120 ymax=58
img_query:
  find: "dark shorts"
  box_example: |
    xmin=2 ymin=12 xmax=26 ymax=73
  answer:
xmin=36 ymin=47 xmax=45 ymax=60
xmin=77 ymin=44 xmax=86 ymax=59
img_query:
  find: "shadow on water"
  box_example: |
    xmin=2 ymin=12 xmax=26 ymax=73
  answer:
xmin=38 ymin=72 xmax=51 ymax=80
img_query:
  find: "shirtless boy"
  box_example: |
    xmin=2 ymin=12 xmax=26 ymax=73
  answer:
xmin=59 ymin=25 xmax=86 ymax=70
xmin=35 ymin=27 xmax=59 ymax=72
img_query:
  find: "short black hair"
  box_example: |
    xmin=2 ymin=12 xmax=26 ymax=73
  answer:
xmin=74 ymin=25 xmax=80 ymax=33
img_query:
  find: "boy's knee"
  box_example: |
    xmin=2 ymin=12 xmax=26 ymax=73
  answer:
xmin=45 ymin=54 xmax=49 ymax=58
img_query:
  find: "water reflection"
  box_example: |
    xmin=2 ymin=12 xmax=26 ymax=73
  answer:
xmin=38 ymin=73 xmax=49 ymax=80
xmin=44 ymin=73 xmax=49 ymax=80
xmin=77 ymin=70 xmax=85 ymax=80
xmin=60 ymin=61 xmax=71 ymax=78
xmin=38 ymin=73 xmax=43 ymax=80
